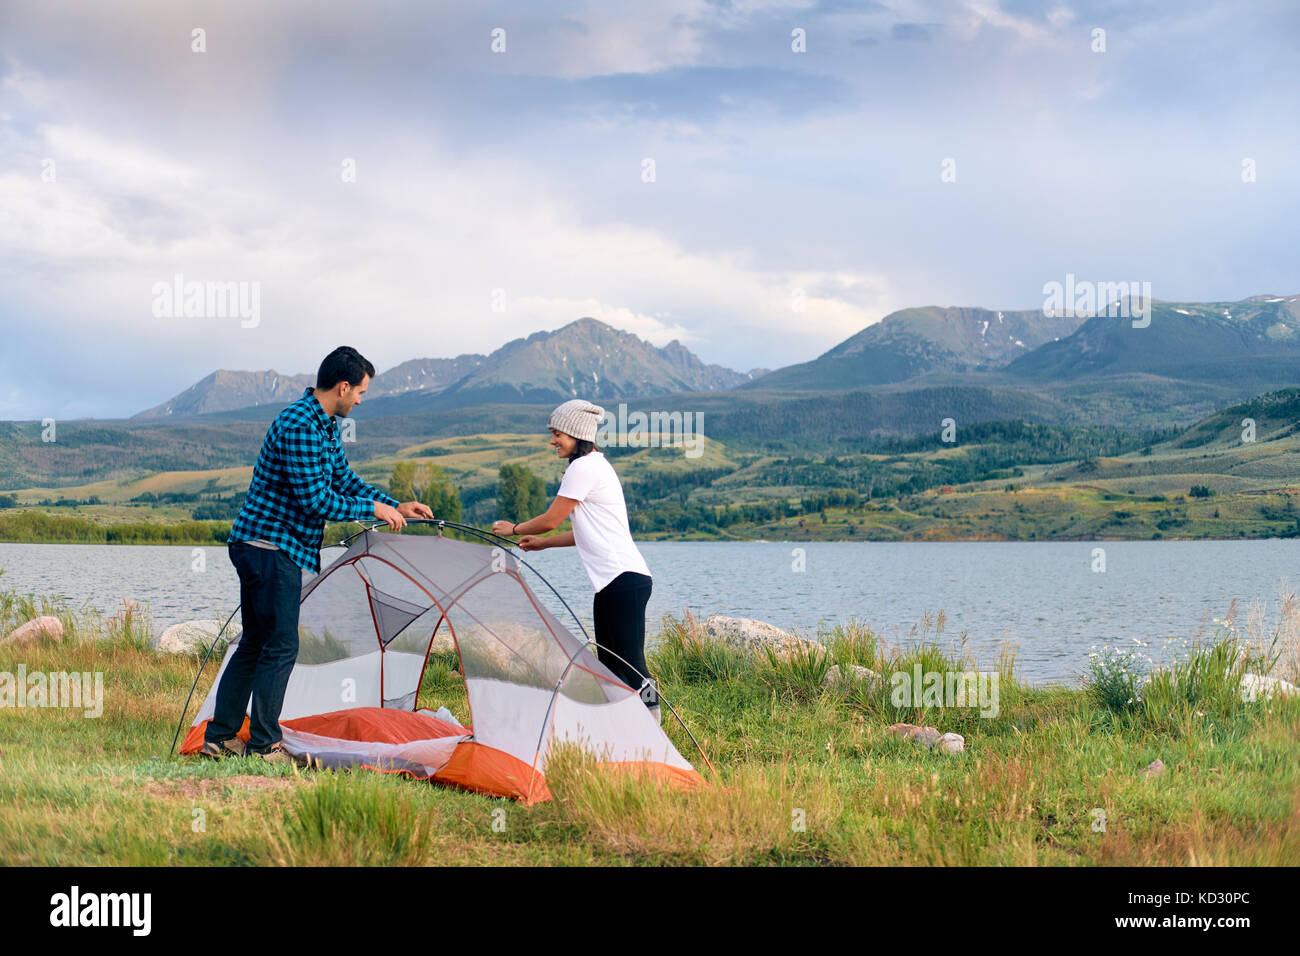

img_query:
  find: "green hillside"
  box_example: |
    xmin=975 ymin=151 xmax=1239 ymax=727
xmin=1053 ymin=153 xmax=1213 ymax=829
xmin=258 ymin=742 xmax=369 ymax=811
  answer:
xmin=4 ymin=387 xmax=1299 ymax=544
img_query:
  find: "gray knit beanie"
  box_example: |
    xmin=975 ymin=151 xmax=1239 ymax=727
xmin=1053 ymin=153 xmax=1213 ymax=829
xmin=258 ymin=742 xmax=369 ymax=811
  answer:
xmin=548 ymin=399 xmax=604 ymax=442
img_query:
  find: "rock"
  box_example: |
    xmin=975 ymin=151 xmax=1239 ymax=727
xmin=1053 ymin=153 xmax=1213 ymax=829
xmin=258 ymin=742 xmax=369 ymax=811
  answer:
xmin=1239 ymin=673 xmax=1299 ymax=702
xmin=886 ymin=722 xmax=941 ymax=747
xmin=4 ymin=616 xmax=64 ymax=646
xmin=887 ymin=723 xmax=963 ymax=753
xmin=910 ymin=727 xmax=943 ymax=747
xmin=701 ymin=615 xmax=824 ymax=660
xmin=158 ymin=620 xmax=241 ymax=654
xmin=1142 ymin=758 xmax=1166 ymax=778
xmin=935 ymin=732 xmax=965 ymax=754
xmin=886 ymin=722 xmax=924 ymax=739
xmin=824 ymin=664 xmax=882 ymax=689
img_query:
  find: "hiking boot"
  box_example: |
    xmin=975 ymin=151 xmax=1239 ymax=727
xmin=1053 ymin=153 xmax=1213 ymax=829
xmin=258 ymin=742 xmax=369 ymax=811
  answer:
xmin=250 ymin=743 xmax=294 ymax=764
xmin=199 ymin=737 xmax=246 ymax=760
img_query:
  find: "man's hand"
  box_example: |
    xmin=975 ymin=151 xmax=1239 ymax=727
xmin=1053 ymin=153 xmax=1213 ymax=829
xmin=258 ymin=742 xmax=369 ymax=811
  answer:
xmin=492 ymin=520 xmax=518 ymax=537
xmin=374 ymin=501 xmax=407 ymax=531
xmin=398 ymin=501 xmax=434 ymax=521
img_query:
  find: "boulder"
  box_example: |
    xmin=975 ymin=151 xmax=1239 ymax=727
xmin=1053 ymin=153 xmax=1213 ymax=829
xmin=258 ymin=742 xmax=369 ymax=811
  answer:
xmin=886 ymin=723 xmax=942 ymax=747
xmin=701 ymin=615 xmax=824 ymax=660
xmin=824 ymin=664 xmax=882 ymax=689
xmin=935 ymin=732 xmax=966 ymax=754
xmin=1239 ymin=673 xmax=1299 ymax=702
xmin=887 ymin=723 xmax=964 ymax=753
xmin=4 ymin=616 xmax=64 ymax=646
xmin=158 ymin=620 xmax=241 ymax=654
xmin=1141 ymin=758 xmax=1166 ymax=778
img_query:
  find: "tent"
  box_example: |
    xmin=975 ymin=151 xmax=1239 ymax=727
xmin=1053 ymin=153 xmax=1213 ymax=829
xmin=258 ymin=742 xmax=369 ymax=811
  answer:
xmin=177 ymin=523 xmax=706 ymax=804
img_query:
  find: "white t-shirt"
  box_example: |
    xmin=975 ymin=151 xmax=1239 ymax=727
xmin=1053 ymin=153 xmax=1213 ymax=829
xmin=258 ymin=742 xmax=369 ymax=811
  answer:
xmin=556 ymin=451 xmax=651 ymax=592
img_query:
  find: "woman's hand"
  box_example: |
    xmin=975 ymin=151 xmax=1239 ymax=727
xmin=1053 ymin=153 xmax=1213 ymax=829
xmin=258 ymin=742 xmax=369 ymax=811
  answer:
xmin=491 ymin=520 xmax=518 ymax=537
xmin=517 ymin=535 xmax=546 ymax=551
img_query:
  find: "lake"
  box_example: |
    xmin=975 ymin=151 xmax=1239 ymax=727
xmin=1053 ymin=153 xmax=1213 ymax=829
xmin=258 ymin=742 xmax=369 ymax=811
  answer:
xmin=0 ymin=540 xmax=1293 ymax=685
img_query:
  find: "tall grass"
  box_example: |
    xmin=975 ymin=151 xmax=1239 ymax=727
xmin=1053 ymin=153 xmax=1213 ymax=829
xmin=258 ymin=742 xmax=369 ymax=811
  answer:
xmin=760 ymin=644 xmax=832 ymax=701
xmin=269 ymin=771 xmax=437 ymax=866
xmin=650 ymin=612 xmax=751 ymax=685
xmin=823 ymin=618 xmax=879 ymax=669
xmin=544 ymin=743 xmax=840 ymax=865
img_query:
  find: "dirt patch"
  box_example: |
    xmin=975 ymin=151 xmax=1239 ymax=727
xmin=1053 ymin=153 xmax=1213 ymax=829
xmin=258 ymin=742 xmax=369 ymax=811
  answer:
xmin=142 ymin=774 xmax=305 ymax=800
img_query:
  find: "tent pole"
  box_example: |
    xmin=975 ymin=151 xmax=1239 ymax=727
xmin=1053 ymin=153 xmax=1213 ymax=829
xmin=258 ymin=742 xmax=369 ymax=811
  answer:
xmin=168 ymin=605 xmax=242 ymax=757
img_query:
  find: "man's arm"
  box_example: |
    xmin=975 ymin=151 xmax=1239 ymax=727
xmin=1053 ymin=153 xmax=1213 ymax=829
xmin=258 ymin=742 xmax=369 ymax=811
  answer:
xmin=334 ymin=453 xmax=399 ymax=509
xmin=281 ymin=425 xmax=387 ymax=522
xmin=333 ymin=448 xmax=433 ymax=522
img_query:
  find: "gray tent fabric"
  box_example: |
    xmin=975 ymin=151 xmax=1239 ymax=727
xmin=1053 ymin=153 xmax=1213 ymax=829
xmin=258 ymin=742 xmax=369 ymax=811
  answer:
xmin=368 ymin=587 xmax=427 ymax=648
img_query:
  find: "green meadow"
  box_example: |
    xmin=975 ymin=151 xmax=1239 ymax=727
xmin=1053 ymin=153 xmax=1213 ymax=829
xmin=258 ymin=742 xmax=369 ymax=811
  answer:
xmin=1 ymin=582 xmax=1297 ymax=866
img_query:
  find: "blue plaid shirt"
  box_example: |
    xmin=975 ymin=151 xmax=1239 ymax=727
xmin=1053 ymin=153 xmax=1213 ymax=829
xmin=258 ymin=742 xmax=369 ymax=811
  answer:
xmin=229 ymin=389 xmax=398 ymax=573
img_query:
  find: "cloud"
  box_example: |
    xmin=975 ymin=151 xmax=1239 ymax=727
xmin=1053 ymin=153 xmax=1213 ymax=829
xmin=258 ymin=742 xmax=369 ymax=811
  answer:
xmin=0 ymin=66 xmax=889 ymax=418
xmin=1 ymin=0 xmax=1298 ymax=424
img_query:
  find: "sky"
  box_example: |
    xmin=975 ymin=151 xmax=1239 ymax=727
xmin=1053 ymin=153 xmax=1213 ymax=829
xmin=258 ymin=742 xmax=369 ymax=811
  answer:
xmin=1 ymin=0 xmax=1298 ymax=420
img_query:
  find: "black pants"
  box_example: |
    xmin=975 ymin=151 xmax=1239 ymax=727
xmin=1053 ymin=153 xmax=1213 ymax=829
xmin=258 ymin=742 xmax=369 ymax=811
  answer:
xmin=206 ymin=542 xmax=302 ymax=753
xmin=593 ymin=571 xmax=656 ymax=706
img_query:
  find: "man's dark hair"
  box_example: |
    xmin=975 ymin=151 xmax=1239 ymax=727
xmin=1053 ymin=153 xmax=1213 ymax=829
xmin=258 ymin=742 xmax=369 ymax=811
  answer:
xmin=567 ymin=439 xmax=597 ymax=463
xmin=317 ymin=346 xmax=376 ymax=390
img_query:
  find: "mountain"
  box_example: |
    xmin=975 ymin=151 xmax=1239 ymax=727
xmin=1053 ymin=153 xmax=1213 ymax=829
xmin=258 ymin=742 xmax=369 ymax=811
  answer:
xmin=426 ymin=318 xmax=751 ymax=409
xmin=370 ymin=355 xmax=489 ymax=397
xmin=1005 ymin=295 xmax=1300 ymax=388
xmin=747 ymin=306 xmax=1089 ymax=390
xmin=132 ymin=319 xmax=752 ymax=419
xmin=118 ymin=294 xmax=1300 ymax=423
xmin=133 ymin=369 xmax=316 ymax=419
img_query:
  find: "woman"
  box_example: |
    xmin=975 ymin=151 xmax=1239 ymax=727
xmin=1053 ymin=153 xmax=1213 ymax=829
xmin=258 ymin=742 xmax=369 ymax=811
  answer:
xmin=492 ymin=399 xmax=659 ymax=722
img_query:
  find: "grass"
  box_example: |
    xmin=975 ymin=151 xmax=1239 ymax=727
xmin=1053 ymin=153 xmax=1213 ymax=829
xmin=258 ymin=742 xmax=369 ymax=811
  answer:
xmin=1 ymin=583 xmax=1298 ymax=866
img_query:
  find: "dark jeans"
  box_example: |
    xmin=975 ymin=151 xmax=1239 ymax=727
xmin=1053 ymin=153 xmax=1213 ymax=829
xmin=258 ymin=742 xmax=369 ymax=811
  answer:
xmin=593 ymin=571 xmax=656 ymax=707
xmin=205 ymin=542 xmax=302 ymax=753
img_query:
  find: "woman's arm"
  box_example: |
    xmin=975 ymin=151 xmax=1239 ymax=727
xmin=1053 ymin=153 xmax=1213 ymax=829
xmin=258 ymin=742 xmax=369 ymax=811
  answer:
xmin=518 ymin=531 xmax=574 ymax=551
xmin=492 ymin=496 xmax=578 ymax=538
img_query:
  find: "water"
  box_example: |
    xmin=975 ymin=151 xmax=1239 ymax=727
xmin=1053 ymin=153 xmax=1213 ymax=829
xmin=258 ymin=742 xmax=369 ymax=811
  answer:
xmin=0 ymin=540 xmax=1293 ymax=685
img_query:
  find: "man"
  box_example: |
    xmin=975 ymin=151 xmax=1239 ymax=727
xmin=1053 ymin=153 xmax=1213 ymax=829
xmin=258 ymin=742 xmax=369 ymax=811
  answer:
xmin=201 ymin=346 xmax=433 ymax=762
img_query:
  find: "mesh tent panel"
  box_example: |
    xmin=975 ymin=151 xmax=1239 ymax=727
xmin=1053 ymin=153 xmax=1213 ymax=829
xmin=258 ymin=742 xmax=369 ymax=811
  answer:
xmin=377 ymin=536 xmax=628 ymax=704
xmin=368 ymin=588 xmax=425 ymax=648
